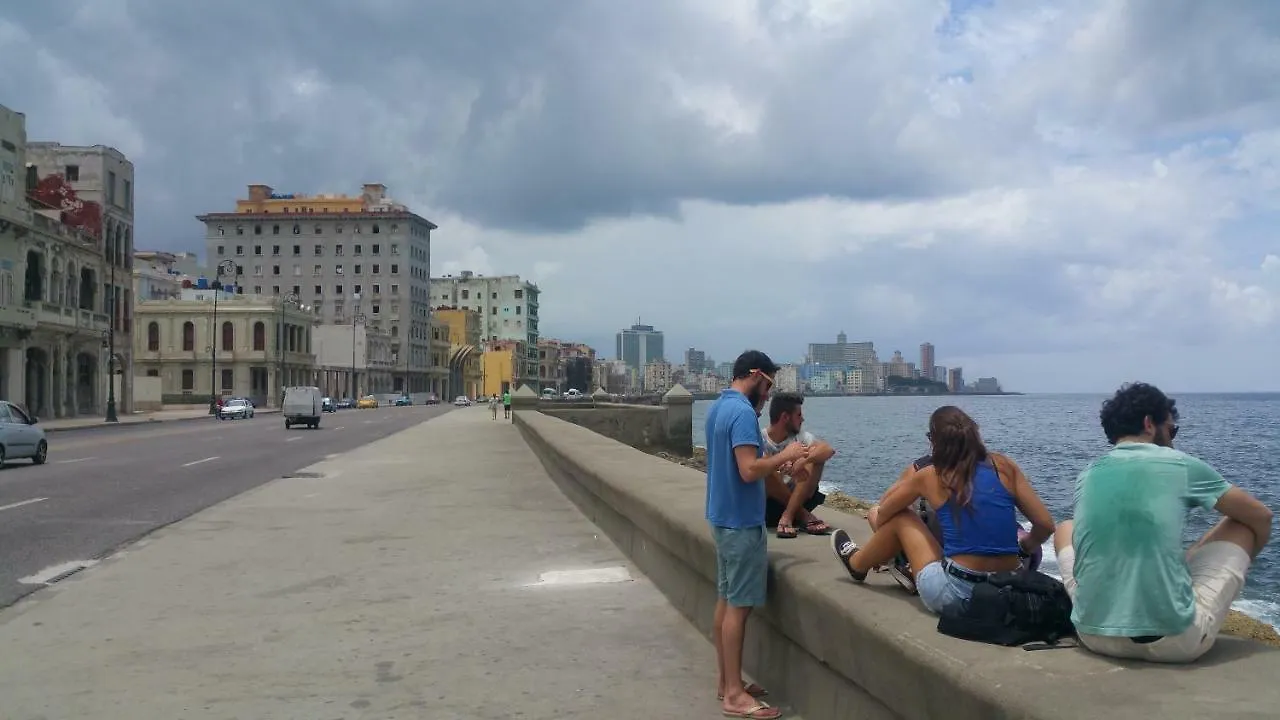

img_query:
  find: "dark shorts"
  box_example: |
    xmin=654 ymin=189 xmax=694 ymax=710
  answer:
xmin=765 ymin=488 xmax=826 ymax=528
xmin=711 ymin=524 xmax=769 ymax=607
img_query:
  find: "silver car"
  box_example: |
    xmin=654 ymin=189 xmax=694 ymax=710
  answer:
xmin=218 ymin=398 xmax=255 ymax=420
xmin=0 ymin=400 xmax=47 ymax=466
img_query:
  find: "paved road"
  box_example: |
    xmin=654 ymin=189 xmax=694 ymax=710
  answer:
xmin=0 ymin=404 xmax=454 ymax=609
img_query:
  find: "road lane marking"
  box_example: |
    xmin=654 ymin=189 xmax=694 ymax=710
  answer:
xmin=54 ymin=457 xmax=95 ymax=464
xmin=334 ymin=426 xmax=344 ymax=430
xmin=0 ymin=497 xmax=48 ymax=512
xmin=181 ymin=456 xmax=220 ymax=467
xmin=286 ymin=436 xmax=301 ymax=442
xmin=19 ymin=559 xmax=98 ymax=585
xmin=363 ymin=420 xmax=372 ymax=424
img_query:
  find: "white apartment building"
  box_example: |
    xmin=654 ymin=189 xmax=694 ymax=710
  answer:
xmin=644 ymin=360 xmax=672 ymax=393
xmin=432 ymin=270 xmax=540 ymax=382
xmin=312 ymin=324 xmax=396 ymax=399
xmin=200 ymin=184 xmax=444 ymax=395
xmin=0 ymin=105 xmax=136 ymax=417
xmin=133 ymin=250 xmax=201 ymax=301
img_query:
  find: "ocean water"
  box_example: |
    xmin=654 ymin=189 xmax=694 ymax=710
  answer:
xmin=692 ymin=393 xmax=1280 ymax=628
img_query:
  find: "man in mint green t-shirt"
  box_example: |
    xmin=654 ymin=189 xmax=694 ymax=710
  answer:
xmin=1056 ymin=382 xmax=1273 ymax=663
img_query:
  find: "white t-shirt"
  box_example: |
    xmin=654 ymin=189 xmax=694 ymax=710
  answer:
xmin=760 ymin=427 xmax=816 ymax=485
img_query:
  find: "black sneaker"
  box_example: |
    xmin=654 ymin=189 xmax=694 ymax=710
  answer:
xmin=888 ymin=556 xmax=917 ymax=595
xmin=831 ymin=529 xmax=867 ymax=582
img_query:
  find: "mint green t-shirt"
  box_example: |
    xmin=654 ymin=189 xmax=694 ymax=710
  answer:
xmin=1071 ymin=442 xmax=1231 ymax=637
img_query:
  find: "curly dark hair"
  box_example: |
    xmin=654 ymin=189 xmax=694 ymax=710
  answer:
xmin=1099 ymin=382 xmax=1179 ymax=444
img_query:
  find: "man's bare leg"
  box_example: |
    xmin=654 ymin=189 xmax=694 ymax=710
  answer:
xmin=1190 ymin=516 xmax=1262 ymax=559
xmin=713 ymin=597 xmax=728 ymax=697
xmin=720 ymin=604 xmax=758 ymax=714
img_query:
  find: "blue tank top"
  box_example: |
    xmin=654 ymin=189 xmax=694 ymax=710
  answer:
xmin=933 ymin=460 xmax=1019 ymax=557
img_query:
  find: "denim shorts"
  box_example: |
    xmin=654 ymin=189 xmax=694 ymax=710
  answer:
xmin=711 ymin=524 xmax=768 ymax=608
xmin=915 ymin=560 xmax=980 ymax=617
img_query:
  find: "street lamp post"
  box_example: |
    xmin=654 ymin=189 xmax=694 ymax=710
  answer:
xmin=276 ymin=292 xmax=300 ymax=406
xmin=350 ymin=302 xmax=366 ymax=400
xmin=209 ymin=259 xmax=239 ymax=415
xmin=104 ymin=242 xmax=119 ymax=423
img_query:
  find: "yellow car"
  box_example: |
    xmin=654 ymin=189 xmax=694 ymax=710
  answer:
xmin=356 ymin=395 xmax=379 ymax=409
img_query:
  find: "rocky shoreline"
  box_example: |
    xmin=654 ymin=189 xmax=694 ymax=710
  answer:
xmin=651 ymin=448 xmax=1280 ymax=647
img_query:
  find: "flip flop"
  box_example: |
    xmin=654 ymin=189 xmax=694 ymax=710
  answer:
xmin=723 ymin=701 xmax=781 ymax=719
xmin=776 ymin=524 xmax=798 ymax=539
xmin=718 ymin=683 xmax=769 ymax=701
xmin=801 ymin=519 xmax=832 ymax=535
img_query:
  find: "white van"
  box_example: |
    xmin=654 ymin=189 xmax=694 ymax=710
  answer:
xmin=283 ymin=386 xmax=323 ymax=429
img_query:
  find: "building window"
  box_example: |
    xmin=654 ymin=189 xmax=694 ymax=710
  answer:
xmin=354 ymin=264 xmax=362 ymax=275
xmin=372 ymin=264 xmax=380 ymax=275
xmin=354 ymin=285 xmax=362 ymax=295
xmin=147 ymin=322 xmax=160 ymax=351
xmin=335 ymin=264 xmax=343 ymax=275
xmin=372 ymin=304 xmax=380 ymax=314
xmin=65 ymin=165 xmax=79 ymax=181
xmin=314 ymin=226 xmax=322 ymax=235
xmin=272 ymin=225 xmax=280 ymax=235
xmin=272 ymin=245 xmax=280 ymax=256
xmin=335 ymin=285 xmax=344 ymax=295
xmin=272 ymin=265 xmax=280 ymax=276
xmin=221 ymin=321 xmax=234 ymax=351
xmin=314 ymin=244 xmax=323 ymax=255
xmin=314 ymin=285 xmax=322 ymax=295
xmin=391 ymin=284 xmax=399 ymax=295
xmin=182 ymin=369 xmax=194 ymax=390
xmin=253 ymin=285 xmax=262 ymax=294
xmin=216 ymin=245 xmax=225 ymax=256
xmin=313 ymin=265 xmax=322 ymax=276
xmin=292 ymin=224 xmax=301 ymax=235
xmin=235 ymin=245 xmax=244 ymax=255
xmin=293 ymin=265 xmax=301 ymax=276
xmin=354 ymin=244 xmax=362 ymax=255
xmin=221 ymin=368 xmax=233 ymax=390
xmin=182 ymin=321 xmax=195 ymax=351
xmin=390 ymin=243 xmax=399 ymax=255
xmin=253 ymin=265 xmax=263 ymax=276
xmin=514 ymin=289 xmax=523 ymax=299
xmin=292 ymin=244 xmax=301 ymax=255
xmin=292 ymin=285 xmax=300 ymax=295
xmin=335 ymin=244 xmax=344 ymax=256
xmin=254 ymin=245 xmax=263 ymax=256
xmin=372 ymin=284 xmax=380 ymax=295
xmin=253 ymin=321 xmax=266 ymax=351
xmin=391 ymin=264 xmax=399 ymax=274
xmin=372 ymin=244 xmax=380 ymax=254
xmin=216 ymin=225 xmax=224 ymax=236
xmin=335 ymin=225 xmax=343 ymax=234
xmin=254 ymin=224 xmax=262 ymax=235
xmin=372 ymin=224 xmax=380 ymax=234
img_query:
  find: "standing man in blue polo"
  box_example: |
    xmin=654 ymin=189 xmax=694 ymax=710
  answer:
xmin=706 ymin=350 xmax=808 ymax=719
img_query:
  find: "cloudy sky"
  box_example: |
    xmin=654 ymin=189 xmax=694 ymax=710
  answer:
xmin=3 ymin=0 xmax=1278 ymax=392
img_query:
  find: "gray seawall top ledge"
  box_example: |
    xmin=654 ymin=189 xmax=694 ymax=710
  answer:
xmin=513 ymin=409 xmax=1280 ymax=720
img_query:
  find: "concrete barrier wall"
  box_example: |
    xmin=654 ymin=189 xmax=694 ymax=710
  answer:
xmin=514 ymin=410 xmax=1280 ymax=720
xmin=519 ymin=385 xmax=694 ymax=456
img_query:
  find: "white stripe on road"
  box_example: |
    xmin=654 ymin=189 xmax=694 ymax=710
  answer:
xmin=54 ymin=457 xmax=95 ymax=464
xmin=333 ymin=426 xmax=344 ymax=431
xmin=286 ymin=436 xmax=301 ymax=442
xmin=0 ymin=497 xmax=47 ymax=513
xmin=181 ymin=456 xmax=219 ymax=467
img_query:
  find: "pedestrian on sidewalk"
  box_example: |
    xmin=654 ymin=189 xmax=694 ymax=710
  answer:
xmin=502 ymin=390 xmax=511 ymax=420
xmin=705 ymin=350 xmax=805 ymax=719
xmin=489 ymin=394 xmax=499 ymax=420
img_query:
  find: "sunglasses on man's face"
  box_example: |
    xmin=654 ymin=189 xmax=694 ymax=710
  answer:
xmin=1169 ymin=424 xmax=1179 ymax=440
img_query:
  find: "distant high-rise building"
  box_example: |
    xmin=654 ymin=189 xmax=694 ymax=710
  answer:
xmin=807 ymin=331 xmax=875 ymax=368
xmin=617 ymin=321 xmax=664 ymax=371
xmin=685 ymin=347 xmax=708 ymax=374
xmin=948 ymin=367 xmax=964 ymax=393
xmin=920 ymin=342 xmax=935 ymax=381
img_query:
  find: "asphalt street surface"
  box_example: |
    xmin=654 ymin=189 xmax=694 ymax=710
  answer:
xmin=0 ymin=403 xmax=454 ymax=609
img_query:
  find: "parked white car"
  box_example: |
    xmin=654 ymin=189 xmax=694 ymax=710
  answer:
xmin=453 ymin=395 xmax=472 ymax=407
xmin=0 ymin=400 xmax=47 ymax=466
xmin=218 ymin=398 xmax=255 ymax=420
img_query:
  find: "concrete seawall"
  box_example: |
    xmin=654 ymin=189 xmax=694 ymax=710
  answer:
xmin=514 ymin=409 xmax=1280 ymax=719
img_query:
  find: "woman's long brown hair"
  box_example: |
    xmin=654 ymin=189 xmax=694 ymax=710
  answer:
xmin=928 ymin=406 xmax=989 ymax=509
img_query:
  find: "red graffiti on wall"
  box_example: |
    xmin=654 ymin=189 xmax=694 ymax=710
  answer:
xmin=27 ymin=174 xmax=103 ymax=240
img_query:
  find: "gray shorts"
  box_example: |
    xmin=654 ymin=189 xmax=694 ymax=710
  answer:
xmin=711 ymin=524 xmax=768 ymax=607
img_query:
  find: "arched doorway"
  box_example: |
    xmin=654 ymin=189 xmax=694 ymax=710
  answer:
xmin=24 ymin=347 xmax=48 ymax=414
xmin=76 ymin=352 xmax=97 ymax=413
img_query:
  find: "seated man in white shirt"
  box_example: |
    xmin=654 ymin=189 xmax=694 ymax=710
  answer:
xmin=761 ymin=392 xmax=836 ymax=538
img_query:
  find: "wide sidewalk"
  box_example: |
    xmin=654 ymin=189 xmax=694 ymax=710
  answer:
xmin=0 ymin=405 xmax=723 ymax=719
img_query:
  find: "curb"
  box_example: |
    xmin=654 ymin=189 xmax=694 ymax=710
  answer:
xmin=44 ymin=409 xmax=282 ymax=434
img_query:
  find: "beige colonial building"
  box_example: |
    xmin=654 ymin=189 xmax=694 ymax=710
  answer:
xmin=0 ymin=103 xmax=134 ymax=419
xmin=312 ymin=323 xmax=395 ymax=399
xmin=133 ymin=293 xmax=316 ymax=407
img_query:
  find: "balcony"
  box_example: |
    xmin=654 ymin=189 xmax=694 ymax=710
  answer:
xmin=24 ymin=301 xmax=108 ymax=334
xmin=0 ymin=304 xmax=37 ymax=330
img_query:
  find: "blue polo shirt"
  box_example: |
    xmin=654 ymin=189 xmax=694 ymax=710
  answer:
xmin=705 ymin=389 xmax=765 ymax=528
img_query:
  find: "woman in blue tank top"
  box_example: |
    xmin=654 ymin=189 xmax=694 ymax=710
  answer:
xmin=831 ymin=406 xmax=1056 ymax=617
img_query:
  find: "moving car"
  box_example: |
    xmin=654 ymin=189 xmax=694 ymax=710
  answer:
xmin=394 ymin=394 xmax=412 ymax=407
xmin=218 ymin=398 xmax=255 ymax=420
xmin=356 ymin=395 xmax=379 ymax=409
xmin=424 ymin=393 xmax=439 ymax=405
xmin=0 ymin=400 xmax=47 ymax=466
xmin=453 ymin=395 xmax=472 ymax=407
xmin=322 ymin=396 xmax=336 ymax=413
xmin=283 ymin=386 xmax=324 ymax=429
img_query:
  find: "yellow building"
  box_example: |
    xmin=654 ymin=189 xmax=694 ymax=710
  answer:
xmin=436 ymin=307 xmax=483 ymax=399
xmin=235 ymin=184 xmax=370 ymax=214
xmin=480 ymin=340 xmax=524 ymax=397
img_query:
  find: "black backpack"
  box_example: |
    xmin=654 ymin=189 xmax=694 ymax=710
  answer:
xmin=936 ymin=569 xmax=1076 ymax=648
